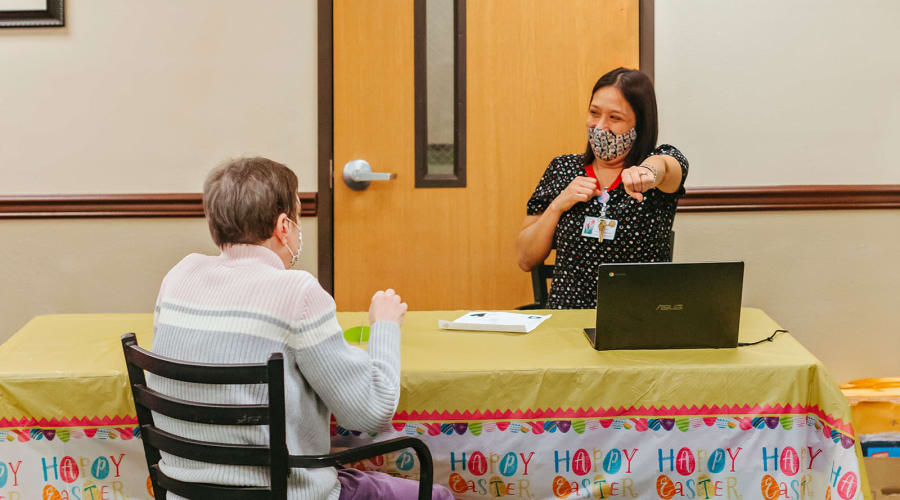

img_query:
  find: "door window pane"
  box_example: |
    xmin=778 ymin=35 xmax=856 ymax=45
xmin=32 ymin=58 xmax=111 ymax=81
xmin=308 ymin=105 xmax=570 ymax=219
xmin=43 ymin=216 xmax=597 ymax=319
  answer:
xmin=415 ymin=0 xmax=466 ymax=187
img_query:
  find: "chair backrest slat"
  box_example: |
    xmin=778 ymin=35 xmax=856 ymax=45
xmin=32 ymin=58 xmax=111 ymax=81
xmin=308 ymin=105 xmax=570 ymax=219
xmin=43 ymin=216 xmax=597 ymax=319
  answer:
xmin=124 ymin=342 xmax=269 ymax=384
xmin=153 ymin=465 xmax=272 ymax=500
xmin=133 ymin=385 xmax=269 ymax=425
xmin=142 ymin=426 xmax=270 ymax=466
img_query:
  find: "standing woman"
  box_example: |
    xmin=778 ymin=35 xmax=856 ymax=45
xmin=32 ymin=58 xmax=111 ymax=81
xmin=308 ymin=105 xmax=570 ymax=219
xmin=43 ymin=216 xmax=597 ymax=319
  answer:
xmin=516 ymin=68 xmax=689 ymax=309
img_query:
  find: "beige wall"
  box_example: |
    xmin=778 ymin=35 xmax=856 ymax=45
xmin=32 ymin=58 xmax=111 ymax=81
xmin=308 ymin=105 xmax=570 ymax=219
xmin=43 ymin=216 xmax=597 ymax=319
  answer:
xmin=655 ymin=0 xmax=900 ymax=186
xmin=657 ymin=1 xmax=900 ymax=382
xmin=0 ymin=218 xmax=318 ymax=342
xmin=674 ymin=212 xmax=899 ymax=383
xmin=0 ymin=0 xmax=319 ymax=194
xmin=0 ymin=0 xmax=320 ymax=341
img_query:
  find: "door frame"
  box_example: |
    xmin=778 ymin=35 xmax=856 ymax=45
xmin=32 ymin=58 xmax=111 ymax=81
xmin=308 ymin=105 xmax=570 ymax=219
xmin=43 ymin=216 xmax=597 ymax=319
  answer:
xmin=316 ymin=0 xmax=656 ymax=294
xmin=316 ymin=0 xmax=335 ymax=293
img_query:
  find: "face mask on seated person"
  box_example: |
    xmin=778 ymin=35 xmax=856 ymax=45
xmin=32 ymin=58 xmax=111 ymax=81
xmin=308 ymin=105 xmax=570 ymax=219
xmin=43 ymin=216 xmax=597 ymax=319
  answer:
xmin=587 ymin=126 xmax=637 ymax=161
xmin=285 ymin=218 xmax=303 ymax=268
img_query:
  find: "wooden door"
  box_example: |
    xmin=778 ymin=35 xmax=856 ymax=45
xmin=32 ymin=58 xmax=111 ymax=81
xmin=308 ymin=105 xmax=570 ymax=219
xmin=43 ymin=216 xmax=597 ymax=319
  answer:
xmin=333 ymin=0 xmax=639 ymax=311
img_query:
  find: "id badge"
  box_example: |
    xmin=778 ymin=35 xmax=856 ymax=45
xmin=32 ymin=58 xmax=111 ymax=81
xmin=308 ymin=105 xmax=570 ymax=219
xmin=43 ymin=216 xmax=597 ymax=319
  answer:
xmin=582 ymin=216 xmax=618 ymax=240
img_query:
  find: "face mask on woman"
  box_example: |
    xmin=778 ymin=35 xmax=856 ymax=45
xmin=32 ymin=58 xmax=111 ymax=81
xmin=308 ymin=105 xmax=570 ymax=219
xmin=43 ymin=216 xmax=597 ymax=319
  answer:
xmin=587 ymin=126 xmax=637 ymax=161
xmin=285 ymin=218 xmax=302 ymax=268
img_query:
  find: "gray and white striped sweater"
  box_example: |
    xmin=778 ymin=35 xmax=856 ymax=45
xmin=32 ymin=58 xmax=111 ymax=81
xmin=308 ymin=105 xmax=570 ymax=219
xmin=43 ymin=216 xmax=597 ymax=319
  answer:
xmin=149 ymin=244 xmax=401 ymax=500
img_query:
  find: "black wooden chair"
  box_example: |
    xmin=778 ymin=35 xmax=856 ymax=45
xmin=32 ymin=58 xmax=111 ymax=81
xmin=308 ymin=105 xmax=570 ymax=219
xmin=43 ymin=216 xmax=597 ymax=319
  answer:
xmin=121 ymin=333 xmax=434 ymax=500
xmin=517 ymin=230 xmax=675 ymax=310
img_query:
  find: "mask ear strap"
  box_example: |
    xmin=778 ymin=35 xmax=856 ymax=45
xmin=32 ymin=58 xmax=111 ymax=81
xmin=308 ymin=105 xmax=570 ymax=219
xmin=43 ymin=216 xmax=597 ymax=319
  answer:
xmin=284 ymin=237 xmax=298 ymax=267
xmin=282 ymin=217 xmax=301 ymax=267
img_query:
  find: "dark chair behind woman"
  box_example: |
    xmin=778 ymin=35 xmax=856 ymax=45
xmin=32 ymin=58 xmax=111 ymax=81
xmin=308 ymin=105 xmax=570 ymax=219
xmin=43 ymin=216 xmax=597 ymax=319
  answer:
xmin=518 ymin=230 xmax=675 ymax=310
xmin=517 ymin=250 xmax=555 ymax=311
xmin=121 ymin=333 xmax=434 ymax=500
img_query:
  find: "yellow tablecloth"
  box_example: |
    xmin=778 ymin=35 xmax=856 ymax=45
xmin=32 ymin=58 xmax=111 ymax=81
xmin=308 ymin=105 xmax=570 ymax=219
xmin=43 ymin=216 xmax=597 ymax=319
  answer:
xmin=0 ymin=309 xmax=852 ymax=427
xmin=0 ymin=310 xmax=871 ymax=500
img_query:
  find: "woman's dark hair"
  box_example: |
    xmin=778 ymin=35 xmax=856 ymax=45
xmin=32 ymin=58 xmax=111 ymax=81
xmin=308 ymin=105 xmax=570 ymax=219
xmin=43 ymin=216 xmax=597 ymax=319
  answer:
xmin=203 ymin=157 xmax=300 ymax=247
xmin=582 ymin=67 xmax=658 ymax=167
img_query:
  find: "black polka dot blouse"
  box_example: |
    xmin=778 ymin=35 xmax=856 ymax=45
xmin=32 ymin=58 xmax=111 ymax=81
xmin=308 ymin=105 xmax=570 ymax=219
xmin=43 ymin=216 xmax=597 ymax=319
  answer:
xmin=526 ymin=145 xmax=689 ymax=309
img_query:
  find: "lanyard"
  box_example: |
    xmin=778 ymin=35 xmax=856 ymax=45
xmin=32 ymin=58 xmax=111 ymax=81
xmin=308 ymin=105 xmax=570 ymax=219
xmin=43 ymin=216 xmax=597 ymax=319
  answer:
xmin=584 ymin=165 xmax=621 ymax=219
xmin=598 ymin=188 xmax=610 ymax=218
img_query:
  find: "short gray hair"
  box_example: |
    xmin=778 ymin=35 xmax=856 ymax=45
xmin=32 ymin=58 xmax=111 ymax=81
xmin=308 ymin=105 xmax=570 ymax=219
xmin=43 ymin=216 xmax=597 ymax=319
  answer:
xmin=202 ymin=157 xmax=300 ymax=247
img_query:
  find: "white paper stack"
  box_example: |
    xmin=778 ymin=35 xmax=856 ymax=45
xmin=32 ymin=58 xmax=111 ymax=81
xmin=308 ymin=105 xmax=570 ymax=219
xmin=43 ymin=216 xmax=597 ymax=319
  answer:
xmin=438 ymin=311 xmax=552 ymax=333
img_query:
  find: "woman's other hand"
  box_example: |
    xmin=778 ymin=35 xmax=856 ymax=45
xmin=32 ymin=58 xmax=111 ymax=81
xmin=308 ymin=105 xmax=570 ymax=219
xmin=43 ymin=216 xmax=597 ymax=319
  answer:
xmin=369 ymin=288 xmax=408 ymax=326
xmin=550 ymin=176 xmax=602 ymax=213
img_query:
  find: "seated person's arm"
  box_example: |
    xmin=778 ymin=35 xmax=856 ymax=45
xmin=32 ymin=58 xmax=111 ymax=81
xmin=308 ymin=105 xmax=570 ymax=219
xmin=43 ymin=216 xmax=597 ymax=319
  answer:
xmin=291 ymin=284 xmax=406 ymax=433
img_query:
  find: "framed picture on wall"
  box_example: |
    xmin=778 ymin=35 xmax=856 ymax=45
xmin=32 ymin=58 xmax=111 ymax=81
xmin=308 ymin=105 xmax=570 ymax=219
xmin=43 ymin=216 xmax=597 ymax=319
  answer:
xmin=0 ymin=0 xmax=64 ymax=28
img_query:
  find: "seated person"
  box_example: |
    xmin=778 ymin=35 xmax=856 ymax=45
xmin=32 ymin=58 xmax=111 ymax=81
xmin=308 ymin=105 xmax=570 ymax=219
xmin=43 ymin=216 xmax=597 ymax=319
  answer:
xmin=150 ymin=157 xmax=453 ymax=499
xmin=516 ymin=67 xmax=690 ymax=309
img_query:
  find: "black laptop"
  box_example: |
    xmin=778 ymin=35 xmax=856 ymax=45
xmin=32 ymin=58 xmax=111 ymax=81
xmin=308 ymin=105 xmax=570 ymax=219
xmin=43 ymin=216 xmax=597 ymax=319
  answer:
xmin=584 ymin=261 xmax=744 ymax=350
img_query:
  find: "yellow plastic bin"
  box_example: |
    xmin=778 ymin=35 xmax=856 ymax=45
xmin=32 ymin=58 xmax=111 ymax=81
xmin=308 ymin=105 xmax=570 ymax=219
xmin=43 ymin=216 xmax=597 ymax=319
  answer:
xmin=841 ymin=378 xmax=900 ymax=499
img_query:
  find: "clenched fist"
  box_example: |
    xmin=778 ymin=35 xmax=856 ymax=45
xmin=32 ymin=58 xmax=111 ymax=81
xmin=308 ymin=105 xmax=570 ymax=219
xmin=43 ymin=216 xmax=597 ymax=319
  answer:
xmin=368 ymin=288 xmax=408 ymax=325
xmin=621 ymin=165 xmax=658 ymax=202
xmin=550 ymin=176 xmax=603 ymax=212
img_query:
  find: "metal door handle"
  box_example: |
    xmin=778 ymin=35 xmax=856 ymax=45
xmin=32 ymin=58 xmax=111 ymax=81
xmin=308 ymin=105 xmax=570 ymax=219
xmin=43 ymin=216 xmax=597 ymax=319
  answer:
xmin=343 ymin=159 xmax=396 ymax=190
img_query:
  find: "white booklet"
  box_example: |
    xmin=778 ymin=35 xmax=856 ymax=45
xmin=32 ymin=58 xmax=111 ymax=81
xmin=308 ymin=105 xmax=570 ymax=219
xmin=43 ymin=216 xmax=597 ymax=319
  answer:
xmin=438 ymin=311 xmax=552 ymax=333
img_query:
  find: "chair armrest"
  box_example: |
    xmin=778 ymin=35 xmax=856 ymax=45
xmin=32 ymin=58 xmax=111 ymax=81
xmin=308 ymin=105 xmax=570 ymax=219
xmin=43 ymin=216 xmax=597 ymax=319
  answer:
xmin=289 ymin=437 xmax=431 ymax=469
xmin=289 ymin=437 xmax=434 ymax=499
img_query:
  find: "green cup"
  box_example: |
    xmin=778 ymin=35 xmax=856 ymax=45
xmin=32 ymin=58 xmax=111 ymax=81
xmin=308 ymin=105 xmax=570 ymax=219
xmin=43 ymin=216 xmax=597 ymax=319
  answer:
xmin=343 ymin=326 xmax=370 ymax=343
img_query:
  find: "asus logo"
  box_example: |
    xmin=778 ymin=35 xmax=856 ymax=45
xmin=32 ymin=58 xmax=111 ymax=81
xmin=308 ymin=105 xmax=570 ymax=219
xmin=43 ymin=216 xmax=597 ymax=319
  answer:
xmin=656 ymin=304 xmax=684 ymax=311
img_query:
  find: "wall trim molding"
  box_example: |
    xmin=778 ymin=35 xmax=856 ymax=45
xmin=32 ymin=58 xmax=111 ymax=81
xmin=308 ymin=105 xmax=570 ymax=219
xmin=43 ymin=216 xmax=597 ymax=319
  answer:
xmin=0 ymin=193 xmax=318 ymax=219
xmin=679 ymin=185 xmax=900 ymax=212
xmin=1 ymin=186 xmax=896 ymax=219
